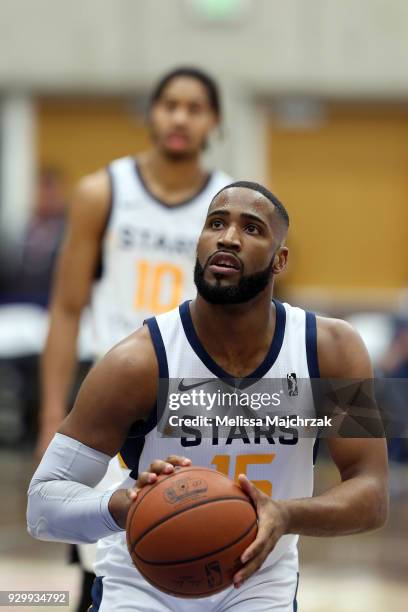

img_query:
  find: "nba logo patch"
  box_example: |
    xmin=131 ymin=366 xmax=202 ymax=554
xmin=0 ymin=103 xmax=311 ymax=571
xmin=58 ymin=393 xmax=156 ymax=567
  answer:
xmin=287 ymin=373 xmax=298 ymax=396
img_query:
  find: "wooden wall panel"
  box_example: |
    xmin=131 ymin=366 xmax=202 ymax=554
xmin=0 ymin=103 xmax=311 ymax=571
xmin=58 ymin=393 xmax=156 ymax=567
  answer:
xmin=268 ymin=105 xmax=408 ymax=298
xmin=36 ymin=97 xmax=150 ymax=191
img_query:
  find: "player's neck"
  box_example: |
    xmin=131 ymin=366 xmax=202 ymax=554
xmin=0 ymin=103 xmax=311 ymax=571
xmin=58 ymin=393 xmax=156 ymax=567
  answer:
xmin=139 ymin=150 xmax=206 ymax=197
xmin=189 ymin=294 xmax=276 ymax=377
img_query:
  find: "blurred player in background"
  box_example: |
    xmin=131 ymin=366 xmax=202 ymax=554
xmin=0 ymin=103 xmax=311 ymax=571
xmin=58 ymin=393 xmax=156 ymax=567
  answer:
xmin=0 ymin=167 xmax=66 ymax=307
xmin=36 ymin=67 xmax=232 ymax=611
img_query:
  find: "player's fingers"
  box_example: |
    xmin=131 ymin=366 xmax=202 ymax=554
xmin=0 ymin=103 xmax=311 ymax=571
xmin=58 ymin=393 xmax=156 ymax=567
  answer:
xmin=126 ymin=487 xmax=139 ymax=501
xmin=149 ymin=459 xmax=176 ymax=475
xmin=135 ymin=470 xmax=158 ymax=489
xmin=240 ymin=519 xmax=270 ymax=564
xmin=234 ymin=546 xmax=271 ymax=587
xmin=237 ymin=474 xmax=261 ymax=506
xmin=165 ymin=455 xmax=192 ymax=467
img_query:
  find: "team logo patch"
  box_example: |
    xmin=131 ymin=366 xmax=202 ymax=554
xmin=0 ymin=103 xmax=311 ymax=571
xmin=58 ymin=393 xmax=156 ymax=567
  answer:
xmin=287 ymin=372 xmax=298 ymax=396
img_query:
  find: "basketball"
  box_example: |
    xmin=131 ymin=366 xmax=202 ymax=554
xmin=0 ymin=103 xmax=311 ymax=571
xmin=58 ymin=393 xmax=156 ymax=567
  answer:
xmin=126 ymin=467 xmax=257 ymax=598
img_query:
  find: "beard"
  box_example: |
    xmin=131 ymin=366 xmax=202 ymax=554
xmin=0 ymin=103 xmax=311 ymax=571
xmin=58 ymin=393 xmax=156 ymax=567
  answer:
xmin=194 ymin=256 xmax=274 ymax=305
xmin=161 ymin=146 xmax=196 ymax=161
xmin=149 ymin=125 xmax=208 ymax=161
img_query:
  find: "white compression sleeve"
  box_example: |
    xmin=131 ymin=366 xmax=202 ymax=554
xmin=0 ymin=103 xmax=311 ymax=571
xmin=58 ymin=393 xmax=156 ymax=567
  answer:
xmin=27 ymin=433 xmax=124 ymax=544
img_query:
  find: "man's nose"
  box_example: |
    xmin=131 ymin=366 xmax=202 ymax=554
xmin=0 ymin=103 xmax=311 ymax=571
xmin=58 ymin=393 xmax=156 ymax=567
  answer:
xmin=172 ymin=107 xmax=189 ymax=125
xmin=217 ymin=225 xmax=241 ymax=251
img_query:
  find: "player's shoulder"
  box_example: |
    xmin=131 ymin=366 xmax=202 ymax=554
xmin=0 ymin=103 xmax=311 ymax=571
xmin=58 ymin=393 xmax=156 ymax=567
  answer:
xmin=73 ymin=155 xmax=134 ymax=216
xmin=75 ymin=168 xmax=110 ymax=205
xmin=316 ymin=315 xmax=372 ymax=378
xmin=104 ymin=325 xmax=157 ymax=375
xmin=93 ymin=325 xmax=158 ymax=408
xmin=68 ymin=168 xmax=111 ymax=233
xmin=317 ymin=315 xmax=360 ymax=346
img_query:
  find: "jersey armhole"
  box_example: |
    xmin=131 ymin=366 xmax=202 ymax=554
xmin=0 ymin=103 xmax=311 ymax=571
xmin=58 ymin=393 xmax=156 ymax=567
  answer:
xmin=93 ymin=165 xmax=114 ymax=281
xmin=306 ymin=311 xmax=321 ymax=466
xmin=305 ymin=311 xmax=320 ymax=378
xmin=122 ymin=317 xmax=169 ymax=479
xmin=142 ymin=317 xmax=169 ymax=432
xmin=144 ymin=316 xmax=169 ymax=379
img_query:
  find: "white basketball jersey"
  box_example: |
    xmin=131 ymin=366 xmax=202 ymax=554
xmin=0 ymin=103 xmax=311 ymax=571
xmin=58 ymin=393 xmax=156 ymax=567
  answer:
xmin=94 ymin=299 xmax=320 ymax=583
xmin=90 ymin=156 xmax=232 ymax=357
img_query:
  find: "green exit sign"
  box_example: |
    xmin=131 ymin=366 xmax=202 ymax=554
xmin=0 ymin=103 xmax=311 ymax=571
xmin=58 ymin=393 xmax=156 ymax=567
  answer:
xmin=186 ymin=0 xmax=250 ymax=22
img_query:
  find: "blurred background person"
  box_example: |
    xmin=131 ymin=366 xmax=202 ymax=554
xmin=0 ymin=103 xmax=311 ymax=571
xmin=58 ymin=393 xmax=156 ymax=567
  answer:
xmin=1 ymin=166 xmax=66 ymax=308
xmin=0 ymin=168 xmax=67 ymax=451
xmin=36 ymin=66 xmax=231 ymax=455
xmin=37 ymin=66 xmax=232 ymax=612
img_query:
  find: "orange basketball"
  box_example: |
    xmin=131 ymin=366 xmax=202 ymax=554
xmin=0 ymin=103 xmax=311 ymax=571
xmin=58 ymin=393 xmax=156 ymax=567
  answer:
xmin=126 ymin=467 xmax=257 ymax=598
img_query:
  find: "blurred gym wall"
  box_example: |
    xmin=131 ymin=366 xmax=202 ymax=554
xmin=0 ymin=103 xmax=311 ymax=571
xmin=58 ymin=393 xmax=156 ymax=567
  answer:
xmin=0 ymin=0 xmax=407 ymax=304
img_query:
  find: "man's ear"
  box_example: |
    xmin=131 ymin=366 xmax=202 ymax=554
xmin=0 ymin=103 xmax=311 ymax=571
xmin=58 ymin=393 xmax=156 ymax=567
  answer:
xmin=272 ymin=247 xmax=289 ymax=275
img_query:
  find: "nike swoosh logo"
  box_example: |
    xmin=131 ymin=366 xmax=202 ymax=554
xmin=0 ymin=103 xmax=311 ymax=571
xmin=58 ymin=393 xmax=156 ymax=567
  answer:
xmin=177 ymin=378 xmax=215 ymax=391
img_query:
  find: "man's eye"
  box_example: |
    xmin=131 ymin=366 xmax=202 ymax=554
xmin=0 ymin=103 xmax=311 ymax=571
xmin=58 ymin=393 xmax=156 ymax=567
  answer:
xmin=189 ymin=104 xmax=202 ymax=114
xmin=164 ymin=100 xmax=177 ymax=111
xmin=245 ymin=224 xmax=260 ymax=234
xmin=210 ymin=219 xmax=224 ymax=229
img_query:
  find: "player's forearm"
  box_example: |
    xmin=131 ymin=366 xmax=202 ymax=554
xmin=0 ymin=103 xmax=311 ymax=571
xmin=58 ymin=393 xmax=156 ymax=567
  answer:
xmin=27 ymin=433 xmax=122 ymax=544
xmin=280 ymin=474 xmax=388 ymax=537
xmin=40 ymin=306 xmax=81 ymax=423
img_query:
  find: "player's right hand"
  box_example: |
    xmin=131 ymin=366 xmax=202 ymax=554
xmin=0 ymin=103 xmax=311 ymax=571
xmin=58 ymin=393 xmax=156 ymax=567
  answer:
xmin=132 ymin=455 xmax=192 ymax=497
xmin=108 ymin=455 xmax=191 ymax=529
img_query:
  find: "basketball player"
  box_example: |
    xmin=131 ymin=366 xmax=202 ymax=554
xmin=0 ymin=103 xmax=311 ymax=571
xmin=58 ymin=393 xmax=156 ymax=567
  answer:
xmin=28 ymin=183 xmax=389 ymax=611
xmin=35 ymin=67 xmax=232 ymax=608
xmin=37 ymin=66 xmax=231 ymax=454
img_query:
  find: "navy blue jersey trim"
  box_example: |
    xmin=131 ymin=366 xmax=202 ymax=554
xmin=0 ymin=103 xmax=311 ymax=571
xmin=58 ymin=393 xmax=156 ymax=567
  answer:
xmin=134 ymin=160 xmax=213 ymax=209
xmin=305 ymin=311 xmax=320 ymax=378
xmin=145 ymin=316 xmax=169 ymax=379
xmin=293 ymin=572 xmax=299 ymax=611
xmin=312 ymin=437 xmax=320 ymax=466
xmin=127 ymin=435 xmax=147 ymax=480
xmin=139 ymin=316 xmax=169 ymax=433
xmin=89 ymin=576 xmax=103 ymax=611
xmin=305 ymin=311 xmax=320 ymax=465
xmin=94 ymin=165 xmax=114 ymax=281
xmin=119 ymin=317 xmax=168 ymax=476
xmin=179 ymin=299 xmax=286 ymax=387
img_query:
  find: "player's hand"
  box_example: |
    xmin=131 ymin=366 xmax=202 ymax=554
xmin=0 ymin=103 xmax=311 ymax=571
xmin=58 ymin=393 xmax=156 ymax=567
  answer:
xmin=109 ymin=455 xmax=192 ymax=529
xmin=233 ymin=474 xmax=289 ymax=588
xmin=131 ymin=454 xmax=192 ymax=498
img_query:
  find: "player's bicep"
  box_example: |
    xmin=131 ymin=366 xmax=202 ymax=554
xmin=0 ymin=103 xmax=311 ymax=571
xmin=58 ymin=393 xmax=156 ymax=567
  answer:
xmin=317 ymin=317 xmax=373 ymax=379
xmin=59 ymin=360 xmax=132 ymax=455
xmin=326 ymin=437 xmax=388 ymax=482
xmin=320 ymin=318 xmax=388 ymax=479
xmin=51 ymin=236 xmax=97 ymax=315
xmin=59 ymin=330 xmax=158 ymax=456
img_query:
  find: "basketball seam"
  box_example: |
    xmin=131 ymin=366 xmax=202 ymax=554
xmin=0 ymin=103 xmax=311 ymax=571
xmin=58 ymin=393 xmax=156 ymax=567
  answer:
xmin=135 ymin=517 xmax=257 ymax=566
xmin=131 ymin=495 xmax=252 ymax=551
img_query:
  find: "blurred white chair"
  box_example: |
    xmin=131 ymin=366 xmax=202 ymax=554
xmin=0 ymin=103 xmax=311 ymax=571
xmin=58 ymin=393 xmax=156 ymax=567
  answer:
xmin=0 ymin=304 xmax=48 ymax=358
xmin=345 ymin=312 xmax=394 ymax=367
xmin=0 ymin=303 xmax=94 ymax=360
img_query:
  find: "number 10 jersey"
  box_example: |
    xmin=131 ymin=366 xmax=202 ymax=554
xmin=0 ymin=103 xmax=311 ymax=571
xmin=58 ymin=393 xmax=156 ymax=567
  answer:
xmin=90 ymin=156 xmax=232 ymax=358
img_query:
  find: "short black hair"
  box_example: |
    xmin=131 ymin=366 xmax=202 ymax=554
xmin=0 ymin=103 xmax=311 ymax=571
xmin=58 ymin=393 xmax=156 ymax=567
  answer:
xmin=150 ymin=67 xmax=221 ymax=117
xmin=212 ymin=181 xmax=289 ymax=228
